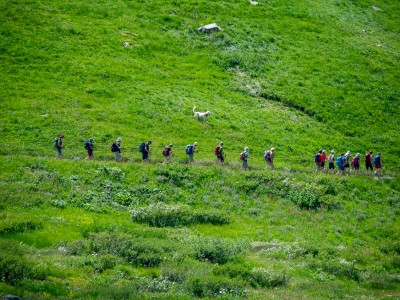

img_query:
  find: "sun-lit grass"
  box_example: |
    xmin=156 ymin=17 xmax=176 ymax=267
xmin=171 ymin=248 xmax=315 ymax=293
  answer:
xmin=0 ymin=0 xmax=399 ymax=298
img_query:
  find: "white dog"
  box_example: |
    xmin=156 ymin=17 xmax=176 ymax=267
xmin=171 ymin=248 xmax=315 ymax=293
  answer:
xmin=193 ymin=106 xmax=211 ymax=122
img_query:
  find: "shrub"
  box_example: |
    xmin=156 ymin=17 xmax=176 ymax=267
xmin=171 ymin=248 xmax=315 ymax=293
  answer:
xmin=309 ymin=259 xmax=361 ymax=281
xmin=194 ymin=238 xmax=243 ymax=264
xmin=0 ymin=219 xmax=43 ymax=234
xmin=287 ymin=187 xmax=320 ymax=210
xmin=186 ymin=275 xmax=247 ymax=298
xmin=248 ymin=268 xmax=288 ymax=288
xmin=0 ymin=241 xmax=47 ymax=284
xmin=130 ymin=203 xmax=230 ymax=227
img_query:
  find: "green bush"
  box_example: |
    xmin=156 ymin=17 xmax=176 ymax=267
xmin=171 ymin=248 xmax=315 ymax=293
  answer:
xmin=0 ymin=241 xmax=47 ymax=284
xmin=287 ymin=187 xmax=320 ymax=210
xmin=186 ymin=275 xmax=247 ymax=298
xmin=0 ymin=219 xmax=43 ymax=234
xmin=131 ymin=203 xmax=230 ymax=227
xmin=194 ymin=238 xmax=243 ymax=264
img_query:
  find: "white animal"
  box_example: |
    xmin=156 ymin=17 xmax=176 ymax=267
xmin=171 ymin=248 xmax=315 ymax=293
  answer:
xmin=193 ymin=106 xmax=212 ymax=122
xmin=249 ymin=0 xmax=258 ymax=5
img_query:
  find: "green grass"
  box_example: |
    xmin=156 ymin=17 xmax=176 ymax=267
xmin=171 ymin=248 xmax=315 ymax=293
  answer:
xmin=0 ymin=0 xmax=399 ymax=298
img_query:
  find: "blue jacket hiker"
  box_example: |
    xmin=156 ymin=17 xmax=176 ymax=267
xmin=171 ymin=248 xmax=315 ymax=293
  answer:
xmin=186 ymin=142 xmax=198 ymax=164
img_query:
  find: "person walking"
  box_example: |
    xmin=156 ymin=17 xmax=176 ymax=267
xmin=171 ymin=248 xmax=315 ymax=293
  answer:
xmin=373 ymin=152 xmax=383 ymax=178
xmin=54 ymin=134 xmax=64 ymax=159
xmin=328 ymin=150 xmax=335 ymax=171
xmin=336 ymin=153 xmax=345 ymax=175
xmin=185 ymin=142 xmax=198 ymax=164
xmin=84 ymin=138 xmax=94 ymax=160
xmin=264 ymin=147 xmax=275 ymax=169
xmin=162 ymin=144 xmax=173 ymax=164
xmin=111 ymin=137 xmax=124 ymax=162
xmin=351 ymin=153 xmax=361 ymax=173
xmin=142 ymin=140 xmax=152 ymax=163
xmin=365 ymin=150 xmax=374 ymax=174
xmin=320 ymin=150 xmax=327 ymax=170
xmin=215 ymin=142 xmax=225 ymax=163
xmin=241 ymin=147 xmax=250 ymax=170
xmin=343 ymin=151 xmax=351 ymax=174
xmin=314 ymin=150 xmax=322 ymax=172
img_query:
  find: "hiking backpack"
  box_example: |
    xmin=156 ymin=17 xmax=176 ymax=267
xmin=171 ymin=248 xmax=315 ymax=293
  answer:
xmin=240 ymin=152 xmax=244 ymax=161
xmin=185 ymin=145 xmax=193 ymax=155
xmin=138 ymin=142 xmax=145 ymax=152
xmin=214 ymin=146 xmax=221 ymax=156
xmin=314 ymin=153 xmax=320 ymax=164
xmin=264 ymin=151 xmax=271 ymax=161
xmin=351 ymin=157 xmax=356 ymax=166
xmin=53 ymin=137 xmax=59 ymax=146
xmin=373 ymin=155 xmax=380 ymax=165
xmin=162 ymin=147 xmax=170 ymax=156
xmin=84 ymin=141 xmax=90 ymax=150
xmin=336 ymin=156 xmax=343 ymax=167
xmin=111 ymin=142 xmax=119 ymax=152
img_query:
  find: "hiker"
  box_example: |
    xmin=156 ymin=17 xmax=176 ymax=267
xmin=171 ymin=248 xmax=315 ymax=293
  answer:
xmin=241 ymin=147 xmax=250 ymax=170
xmin=140 ymin=141 xmax=152 ymax=162
xmin=365 ymin=150 xmax=374 ymax=173
xmin=320 ymin=150 xmax=327 ymax=170
xmin=214 ymin=142 xmax=225 ymax=163
xmin=54 ymin=134 xmax=64 ymax=159
xmin=185 ymin=142 xmax=198 ymax=164
xmin=84 ymin=138 xmax=94 ymax=160
xmin=336 ymin=153 xmax=345 ymax=175
xmin=328 ymin=150 xmax=335 ymax=171
xmin=162 ymin=144 xmax=173 ymax=164
xmin=351 ymin=153 xmax=361 ymax=173
xmin=111 ymin=137 xmax=124 ymax=162
xmin=343 ymin=151 xmax=351 ymax=174
xmin=373 ymin=152 xmax=383 ymax=178
xmin=264 ymin=147 xmax=275 ymax=169
xmin=314 ymin=150 xmax=322 ymax=172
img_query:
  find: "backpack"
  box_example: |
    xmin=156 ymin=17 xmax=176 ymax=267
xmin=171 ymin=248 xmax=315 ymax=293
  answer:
xmin=214 ymin=146 xmax=221 ymax=156
xmin=351 ymin=157 xmax=357 ymax=166
xmin=162 ymin=147 xmax=170 ymax=156
xmin=240 ymin=152 xmax=244 ymax=161
xmin=139 ymin=142 xmax=145 ymax=152
xmin=365 ymin=154 xmax=370 ymax=163
xmin=373 ymin=155 xmax=380 ymax=165
xmin=84 ymin=141 xmax=90 ymax=150
xmin=111 ymin=142 xmax=119 ymax=152
xmin=336 ymin=156 xmax=343 ymax=167
xmin=314 ymin=153 xmax=320 ymax=164
xmin=264 ymin=151 xmax=271 ymax=161
xmin=185 ymin=144 xmax=194 ymax=155
xmin=54 ymin=137 xmax=59 ymax=146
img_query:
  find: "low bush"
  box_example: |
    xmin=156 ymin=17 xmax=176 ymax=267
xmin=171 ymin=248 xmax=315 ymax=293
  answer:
xmin=131 ymin=203 xmax=230 ymax=227
xmin=185 ymin=275 xmax=247 ymax=298
xmin=194 ymin=238 xmax=244 ymax=264
xmin=309 ymin=258 xmax=361 ymax=281
xmin=0 ymin=241 xmax=47 ymax=284
xmin=287 ymin=186 xmax=320 ymax=210
xmin=0 ymin=219 xmax=43 ymax=234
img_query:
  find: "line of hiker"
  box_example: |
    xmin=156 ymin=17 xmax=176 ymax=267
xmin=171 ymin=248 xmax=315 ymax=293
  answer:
xmin=314 ymin=149 xmax=383 ymax=177
xmin=54 ymin=134 xmax=382 ymax=177
xmin=53 ymin=134 xmax=275 ymax=169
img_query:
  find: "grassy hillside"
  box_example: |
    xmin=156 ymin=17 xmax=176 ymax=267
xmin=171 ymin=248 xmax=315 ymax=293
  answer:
xmin=0 ymin=0 xmax=399 ymax=299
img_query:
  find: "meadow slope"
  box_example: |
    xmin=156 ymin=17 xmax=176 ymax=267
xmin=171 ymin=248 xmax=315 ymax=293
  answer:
xmin=0 ymin=0 xmax=399 ymax=299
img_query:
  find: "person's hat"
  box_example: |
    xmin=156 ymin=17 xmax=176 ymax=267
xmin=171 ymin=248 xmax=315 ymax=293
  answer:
xmin=244 ymin=147 xmax=249 ymax=151
xmin=169 ymin=144 xmax=173 ymax=147
xmin=331 ymin=150 xmax=335 ymax=154
xmin=116 ymin=137 xmax=122 ymax=142
xmin=356 ymin=153 xmax=360 ymax=157
xmin=271 ymin=147 xmax=275 ymax=151
xmin=194 ymin=142 xmax=198 ymax=146
xmin=220 ymin=142 xmax=224 ymax=145
xmin=90 ymin=137 xmax=94 ymax=141
xmin=378 ymin=152 xmax=381 ymax=155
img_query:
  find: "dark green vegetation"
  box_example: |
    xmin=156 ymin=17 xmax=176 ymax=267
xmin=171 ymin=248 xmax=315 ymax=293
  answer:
xmin=0 ymin=0 xmax=399 ymax=299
